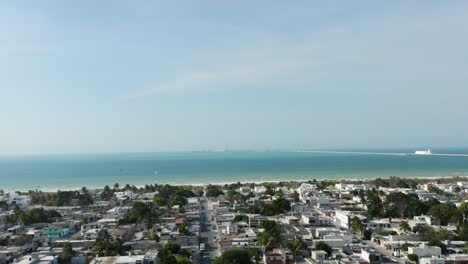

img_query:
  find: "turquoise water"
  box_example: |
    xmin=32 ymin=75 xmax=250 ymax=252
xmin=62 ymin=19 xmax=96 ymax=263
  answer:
xmin=1 ymin=151 xmax=468 ymax=191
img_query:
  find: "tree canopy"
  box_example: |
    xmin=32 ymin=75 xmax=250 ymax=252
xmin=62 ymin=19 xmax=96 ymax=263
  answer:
xmin=213 ymin=249 xmax=261 ymax=264
xmin=315 ymin=241 xmax=332 ymax=256
xmin=257 ymin=220 xmax=282 ymax=250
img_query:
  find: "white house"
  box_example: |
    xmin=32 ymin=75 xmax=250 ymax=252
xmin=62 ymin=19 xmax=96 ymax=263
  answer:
xmin=408 ymin=244 xmax=442 ymax=258
xmin=297 ymin=183 xmax=316 ymax=202
xmin=334 ymin=210 xmax=353 ymax=229
xmin=253 ymin=186 xmax=267 ymax=194
xmin=311 ymin=250 xmax=328 ymax=260
xmin=239 ymin=186 xmax=252 ymax=195
xmin=114 ymin=191 xmax=135 ymax=201
xmin=91 ymin=251 xmax=159 ymax=264
xmin=419 ymin=257 xmax=445 ymax=264
xmin=361 ymin=248 xmax=382 ymax=264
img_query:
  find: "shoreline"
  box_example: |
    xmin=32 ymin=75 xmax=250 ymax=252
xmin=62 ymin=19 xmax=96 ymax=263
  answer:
xmin=7 ymin=174 xmax=468 ymax=193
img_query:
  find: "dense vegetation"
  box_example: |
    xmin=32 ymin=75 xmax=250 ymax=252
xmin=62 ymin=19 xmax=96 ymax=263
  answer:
xmin=213 ymin=249 xmax=261 ymax=264
xmin=353 ymin=189 xmax=440 ymax=219
xmin=28 ymin=188 xmax=93 ymax=206
xmin=118 ymin=202 xmax=160 ymax=229
xmin=241 ymin=197 xmax=291 ymax=216
xmin=157 ymin=242 xmax=193 ymax=264
xmin=257 ymin=220 xmax=282 ymax=250
xmin=93 ymin=230 xmax=131 ymax=256
xmin=13 ymin=207 xmax=62 ymax=225
xmin=152 ymin=184 xmax=196 ymax=207
xmin=206 ymin=184 xmax=224 ymax=197
xmin=315 ymin=241 xmax=333 ymax=256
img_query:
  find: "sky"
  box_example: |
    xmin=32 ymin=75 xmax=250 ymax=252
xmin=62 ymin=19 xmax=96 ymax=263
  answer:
xmin=1 ymin=1 xmax=468 ymax=155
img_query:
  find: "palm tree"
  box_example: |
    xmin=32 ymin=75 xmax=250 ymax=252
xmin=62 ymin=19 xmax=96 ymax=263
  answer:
xmin=351 ymin=217 xmax=364 ymax=234
xmin=399 ymin=221 xmax=411 ymax=234
xmin=287 ymin=237 xmax=307 ymax=255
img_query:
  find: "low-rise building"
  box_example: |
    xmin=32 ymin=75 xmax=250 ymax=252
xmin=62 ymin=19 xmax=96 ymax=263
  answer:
xmin=0 ymin=193 xmax=31 ymax=207
xmin=408 ymin=244 xmax=442 ymax=258
xmin=419 ymin=257 xmax=446 ymax=264
xmin=311 ymin=250 xmax=328 ymax=261
xmin=91 ymin=250 xmax=159 ymax=264
xmin=42 ymin=227 xmax=70 ymax=240
xmin=361 ymin=248 xmax=382 ymax=264
xmin=263 ymin=249 xmax=294 ymax=264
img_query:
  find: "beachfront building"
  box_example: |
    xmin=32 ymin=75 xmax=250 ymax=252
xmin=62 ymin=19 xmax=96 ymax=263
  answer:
xmin=0 ymin=192 xmax=31 ymax=207
xmin=114 ymin=191 xmax=135 ymax=201
xmin=253 ymin=186 xmax=267 ymax=194
xmin=239 ymin=186 xmax=252 ymax=195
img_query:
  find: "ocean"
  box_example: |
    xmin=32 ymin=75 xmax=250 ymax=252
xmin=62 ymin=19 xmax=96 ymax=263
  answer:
xmin=1 ymin=150 xmax=468 ymax=191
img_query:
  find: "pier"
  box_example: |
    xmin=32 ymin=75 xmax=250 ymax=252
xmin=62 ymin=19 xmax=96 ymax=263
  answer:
xmin=299 ymin=150 xmax=468 ymax=157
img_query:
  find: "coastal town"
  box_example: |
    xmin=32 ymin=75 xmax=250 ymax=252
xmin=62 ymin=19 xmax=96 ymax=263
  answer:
xmin=1 ymin=177 xmax=467 ymax=264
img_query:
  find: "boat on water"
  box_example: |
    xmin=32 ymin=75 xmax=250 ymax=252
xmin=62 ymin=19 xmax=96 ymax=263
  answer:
xmin=414 ymin=149 xmax=432 ymax=155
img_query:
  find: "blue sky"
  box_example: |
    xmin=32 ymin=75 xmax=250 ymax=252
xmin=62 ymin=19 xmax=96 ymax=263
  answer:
xmin=1 ymin=1 xmax=468 ymax=155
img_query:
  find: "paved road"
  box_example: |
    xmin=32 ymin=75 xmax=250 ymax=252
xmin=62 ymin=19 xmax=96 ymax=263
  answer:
xmin=362 ymin=240 xmax=405 ymax=264
xmin=200 ymin=198 xmax=219 ymax=264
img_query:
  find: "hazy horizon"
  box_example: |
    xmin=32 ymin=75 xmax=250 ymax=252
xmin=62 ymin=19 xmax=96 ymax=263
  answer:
xmin=1 ymin=1 xmax=468 ymax=155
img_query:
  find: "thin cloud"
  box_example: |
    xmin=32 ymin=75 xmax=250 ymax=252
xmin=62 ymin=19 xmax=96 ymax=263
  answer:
xmin=129 ymin=60 xmax=298 ymax=98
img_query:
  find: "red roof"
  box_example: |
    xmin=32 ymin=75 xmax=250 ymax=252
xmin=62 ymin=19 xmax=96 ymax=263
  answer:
xmin=175 ymin=218 xmax=185 ymax=224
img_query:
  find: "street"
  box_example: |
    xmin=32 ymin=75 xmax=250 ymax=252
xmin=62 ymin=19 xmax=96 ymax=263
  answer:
xmin=199 ymin=197 xmax=219 ymax=264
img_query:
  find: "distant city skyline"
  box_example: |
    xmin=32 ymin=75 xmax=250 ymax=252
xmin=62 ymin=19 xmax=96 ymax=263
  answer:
xmin=1 ymin=1 xmax=468 ymax=155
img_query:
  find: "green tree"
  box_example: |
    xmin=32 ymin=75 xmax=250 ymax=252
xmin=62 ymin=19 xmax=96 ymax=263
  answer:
xmin=102 ymin=185 xmax=114 ymax=200
xmin=93 ymin=230 xmax=129 ymax=256
xmin=175 ymin=256 xmax=192 ymax=264
xmin=213 ymin=249 xmax=258 ymax=264
xmin=292 ymin=191 xmax=300 ymax=202
xmin=206 ymin=185 xmax=224 ymax=197
xmin=265 ymin=186 xmax=275 ymax=196
xmin=351 ymin=217 xmax=364 ymax=234
xmin=383 ymin=192 xmax=427 ymax=218
xmin=407 ymin=253 xmax=419 ymax=263
xmin=363 ymin=229 xmax=373 ymax=240
xmin=59 ymin=243 xmax=76 ymax=264
xmin=233 ymin=215 xmax=249 ymax=223
xmin=171 ymin=195 xmax=188 ymax=206
xmin=179 ymin=224 xmax=190 ymax=236
xmin=153 ymin=196 xmax=167 ymax=206
xmin=428 ymin=204 xmax=456 ymax=226
xmin=159 ymin=255 xmax=177 ymax=264
xmin=315 ymin=241 xmax=332 ymax=257
xmin=164 ymin=242 xmax=181 ymax=254
xmin=427 ymin=185 xmax=443 ymax=194
xmin=453 ymin=203 xmax=468 ymax=230
xmin=399 ymin=221 xmax=411 ymax=234
xmin=257 ymin=220 xmax=282 ymax=250
xmin=287 ymin=237 xmax=307 ymax=255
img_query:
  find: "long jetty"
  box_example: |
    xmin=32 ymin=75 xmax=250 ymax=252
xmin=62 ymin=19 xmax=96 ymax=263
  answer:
xmin=297 ymin=150 xmax=468 ymax=157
